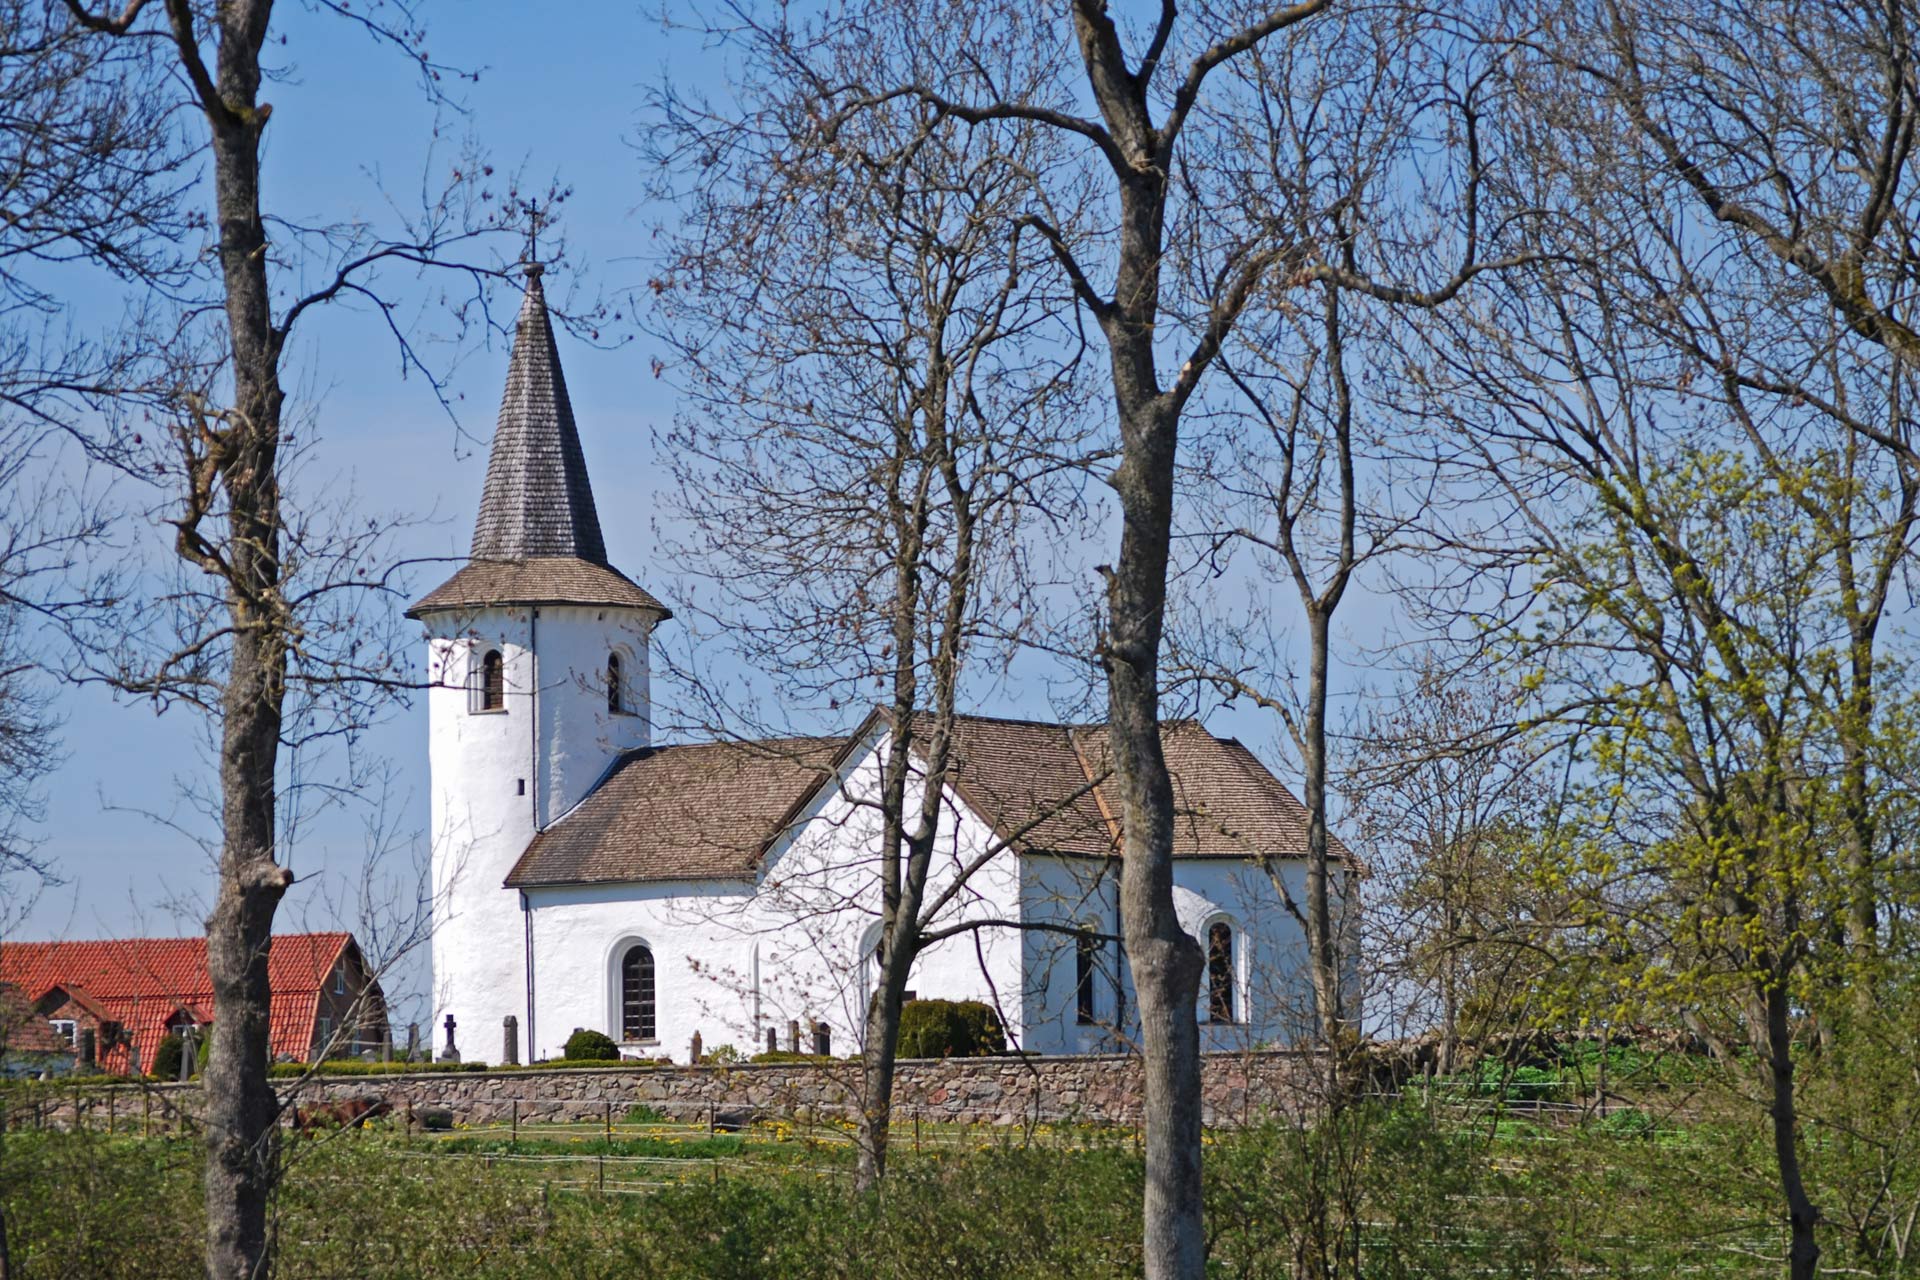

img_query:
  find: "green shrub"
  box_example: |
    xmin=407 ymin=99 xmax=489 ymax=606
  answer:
xmin=564 ymin=1028 xmax=620 ymax=1061
xmin=1594 ymin=1106 xmax=1661 ymax=1138
xmin=151 ymin=1033 xmax=184 ymax=1082
xmin=896 ymin=999 xmax=1006 ymax=1059
xmin=704 ymin=1043 xmax=744 ymax=1065
xmin=749 ymin=1051 xmax=833 ymax=1064
xmin=266 ymin=1059 xmax=487 ymax=1078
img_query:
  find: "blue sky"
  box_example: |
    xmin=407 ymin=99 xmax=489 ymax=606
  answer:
xmin=13 ymin=2 xmax=1398 ymax=1019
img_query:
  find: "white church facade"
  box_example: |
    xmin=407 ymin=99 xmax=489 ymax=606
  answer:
xmin=411 ymin=266 xmax=1351 ymax=1065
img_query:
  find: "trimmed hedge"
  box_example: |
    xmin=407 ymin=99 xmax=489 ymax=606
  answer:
xmin=511 ymin=1057 xmax=671 ymax=1070
xmin=266 ymin=1060 xmax=481 ymax=1078
xmin=563 ymin=1028 xmax=620 ymax=1061
xmin=896 ymin=999 xmax=1006 ymax=1059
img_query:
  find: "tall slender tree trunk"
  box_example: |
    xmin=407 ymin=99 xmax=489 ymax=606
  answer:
xmin=1107 ymin=393 xmax=1206 ymax=1279
xmin=1301 ymin=605 xmax=1343 ymax=1052
xmin=197 ymin=9 xmax=294 ymax=1277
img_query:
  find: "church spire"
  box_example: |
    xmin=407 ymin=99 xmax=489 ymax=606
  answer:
xmin=468 ymin=266 xmax=609 ymax=564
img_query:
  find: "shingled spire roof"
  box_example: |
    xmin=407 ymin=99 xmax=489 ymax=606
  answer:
xmin=409 ymin=267 xmax=669 ymax=620
xmin=471 ymin=266 xmax=606 ymax=562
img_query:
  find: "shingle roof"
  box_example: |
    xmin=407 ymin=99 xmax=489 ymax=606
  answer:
xmin=506 ymin=712 xmax=1353 ymax=888
xmin=506 ymin=736 xmax=847 ymax=886
xmin=0 ymin=932 xmax=357 ymax=1074
xmin=409 ymin=267 xmax=671 ymax=619
xmin=407 ymin=557 xmax=670 ymax=618
xmin=472 ymin=267 xmax=606 ymax=563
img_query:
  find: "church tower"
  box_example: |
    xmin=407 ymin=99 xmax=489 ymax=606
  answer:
xmin=409 ymin=264 xmax=669 ymax=1062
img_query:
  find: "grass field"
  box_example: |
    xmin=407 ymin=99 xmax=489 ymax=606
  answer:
xmin=3 ymin=1059 xmax=1913 ymax=1279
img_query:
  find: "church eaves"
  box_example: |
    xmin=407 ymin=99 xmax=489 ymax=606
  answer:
xmin=470 ymin=266 xmax=608 ymax=563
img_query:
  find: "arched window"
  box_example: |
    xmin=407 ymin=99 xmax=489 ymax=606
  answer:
xmin=1207 ymin=921 xmax=1235 ymax=1024
xmin=1075 ymin=927 xmax=1099 ymax=1025
xmin=474 ymin=649 xmax=505 ymax=712
xmin=621 ymin=944 xmax=655 ymax=1041
xmin=606 ymin=651 xmax=623 ymax=714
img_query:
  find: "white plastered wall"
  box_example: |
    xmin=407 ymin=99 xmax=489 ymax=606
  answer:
xmin=522 ymin=726 xmax=1029 ymax=1062
xmin=424 ymin=602 xmax=656 ymax=1061
xmin=1017 ymin=854 xmax=1321 ymax=1053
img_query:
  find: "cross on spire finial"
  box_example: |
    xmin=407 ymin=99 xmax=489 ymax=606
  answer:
xmin=523 ymin=198 xmax=546 ymax=280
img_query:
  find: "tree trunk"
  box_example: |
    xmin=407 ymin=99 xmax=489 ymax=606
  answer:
xmin=1302 ymin=605 xmax=1344 ymax=1052
xmin=856 ymin=946 xmax=913 ymax=1190
xmin=1763 ymin=978 xmax=1820 ymax=1280
xmin=197 ymin=7 xmax=294 ymax=1277
xmin=1107 ymin=393 xmax=1206 ymax=1279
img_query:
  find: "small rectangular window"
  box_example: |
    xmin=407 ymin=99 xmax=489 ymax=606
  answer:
xmin=49 ymin=1018 xmax=76 ymax=1046
xmin=317 ymin=1016 xmax=332 ymax=1049
xmin=333 ymin=967 xmax=346 ymax=996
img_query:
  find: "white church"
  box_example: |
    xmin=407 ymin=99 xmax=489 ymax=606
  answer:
xmin=411 ymin=266 xmax=1349 ymax=1064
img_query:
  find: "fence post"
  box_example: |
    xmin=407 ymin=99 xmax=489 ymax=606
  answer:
xmin=604 ymin=1098 xmax=612 ymax=1141
xmin=512 ymin=1098 xmax=518 ymax=1142
xmin=108 ymin=1090 xmax=115 ymax=1135
xmin=144 ymin=1090 xmax=151 ymax=1138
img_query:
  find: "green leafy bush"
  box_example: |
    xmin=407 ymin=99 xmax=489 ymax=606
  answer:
xmin=749 ymin=1051 xmax=834 ymax=1064
xmin=1594 ymin=1106 xmax=1661 ymax=1138
xmin=564 ymin=1028 xmax=620 ymax=1061
xmin=266 ymin=1059 xmax=487 ymax=1078
xmin=150 ymin=1033 xmax=184 ymax=1082
xmin=896 ymin=999 xmax=1006 ymax=1059
xmin=704 ymin=1043 xmax=744 ymax=1065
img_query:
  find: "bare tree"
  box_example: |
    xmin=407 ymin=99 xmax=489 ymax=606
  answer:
xmin=0 ymin=0 xmax=190 ymax=917
xmin=1343 ymin=660 xmax=1559 ymax=1069
xmin=702 ymin=3 xmax=1532 ymax=1268
xmin=644 ymin=15 xmax=1094 ymax=1187
xmin=46 ymin=2 xmax=538 ymax=1274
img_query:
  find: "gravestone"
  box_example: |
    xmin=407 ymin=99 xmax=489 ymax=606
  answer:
xmin=787 ymin=1019 xmax=800 ymax=1054
xmin=405 ymin=1022 xmax=419 ymax=1062
xmin=179 ymin=1028 xmax=197 ymax=1082
xmin=766 ymin=1027 xmax=777 ymax=1055
xmin=380 ymin=1026 xmax=392 ymax=1064
xmin=690 ymin=1030 xmax=703 ymax=1064
xmin=812 ymin=1022 xmax=831 ymax=1057
xmin=502 ymin=1015 xmax=519 ymax=1066
xmin=439 ymin=1013 xmax=460 ymax=1063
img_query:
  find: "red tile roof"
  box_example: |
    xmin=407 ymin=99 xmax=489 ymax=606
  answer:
xmin=0 ymin=932 xmax=353 ymax=1075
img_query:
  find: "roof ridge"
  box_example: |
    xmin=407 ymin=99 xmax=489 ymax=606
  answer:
xmin=0 ymin=930 xmax=347 ymax=949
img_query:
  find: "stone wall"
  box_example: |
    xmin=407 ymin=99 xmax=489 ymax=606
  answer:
xmin=11 ymin=1051 xmax=1328 ymax=1133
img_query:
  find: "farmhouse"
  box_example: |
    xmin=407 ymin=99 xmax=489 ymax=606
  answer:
xmin=0 ymin=984 xmax=73 ymax=1077
xmin=0 ymin=932 xmax=389 ymax=1074
xmin=413 ymin=266 xmax=1354 ymax=1065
